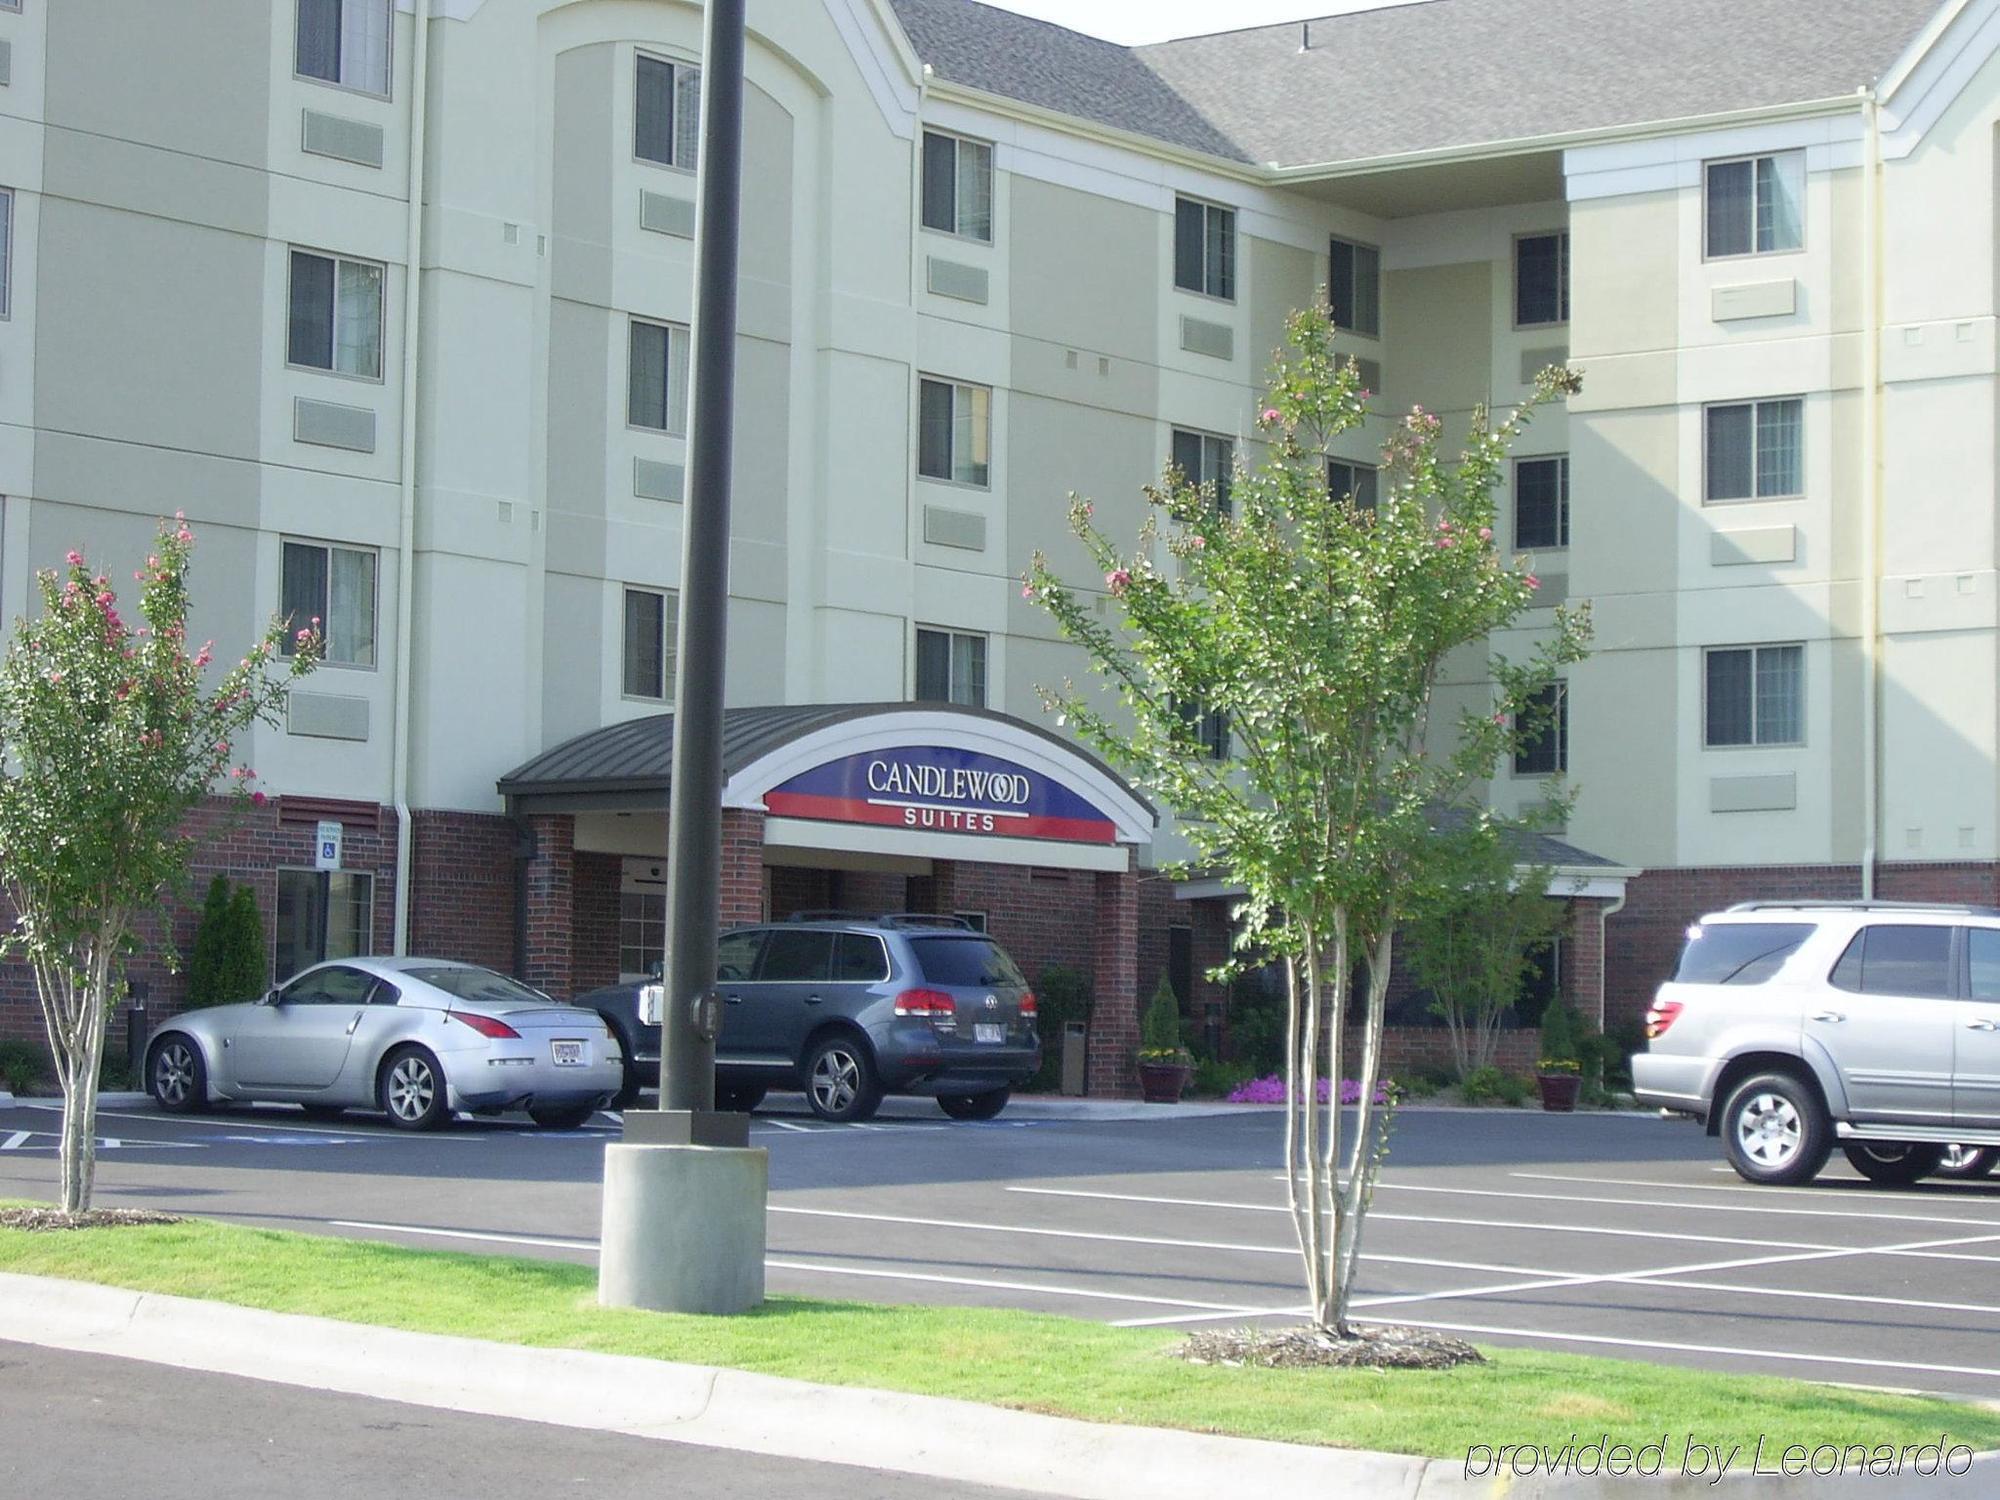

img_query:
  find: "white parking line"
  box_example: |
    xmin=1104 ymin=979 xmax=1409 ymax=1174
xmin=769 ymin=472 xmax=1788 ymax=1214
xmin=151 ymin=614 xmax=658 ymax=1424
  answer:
xmin=1110 ymin=1305 xmax=1314 ymax=1329
xmin=1 ymin=1132 xmax=30 ymax=1151
xmin=1516 ymin=1170 xmax=2000 ymax=1212
xmin=769 ymin=1204 xmax=1294 ymax=1257
xmin=325 ymin=1218 xmax=1281 ymax=1316
xmin=1377 ymin=1178 xmax=2000 ymax=1229
xmin=1349 ymin=1315 xmax=2000 ymax=1384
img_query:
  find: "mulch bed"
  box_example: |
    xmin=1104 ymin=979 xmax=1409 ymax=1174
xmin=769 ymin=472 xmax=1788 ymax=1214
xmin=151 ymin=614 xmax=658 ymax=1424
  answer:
xmin=1179 ymin=1323 xmax=1485 ymax=1371
xmin=0 ymin=1207 xmax=183 ymax=1233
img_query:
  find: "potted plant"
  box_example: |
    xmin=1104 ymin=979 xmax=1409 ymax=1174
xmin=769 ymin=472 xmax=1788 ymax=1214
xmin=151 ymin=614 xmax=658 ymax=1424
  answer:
xmin=1536 ymin=1000 xmax=1584 ymax=1112
xmin=1136 ymin=975 xmax=1193 ymax=1103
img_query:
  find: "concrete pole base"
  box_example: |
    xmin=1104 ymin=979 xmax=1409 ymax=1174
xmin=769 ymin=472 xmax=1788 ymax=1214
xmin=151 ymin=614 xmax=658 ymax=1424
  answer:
xmin=598 ymin=1142 xmax=769 ymax=1314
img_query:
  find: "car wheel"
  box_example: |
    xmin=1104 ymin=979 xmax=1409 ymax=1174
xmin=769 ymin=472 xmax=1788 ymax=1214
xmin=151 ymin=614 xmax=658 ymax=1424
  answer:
xmin=938 ymin=1086 xmax=1010 ymax=1121
xmin=378 ymin=1046 xmax=450 ymax=1131
xmin=528 ymin=1104 xmax=599 ymax=1130
xmin=1718 ymin=1070 xmax=1831 ymax=1186
xmin=300 ymin=1105 xmax=347 ymax=1123
xmin=147 ymin=1035 xmax=208 ymax=1115
xmin=1937 ymin=1144 xmax=1999 ymax=1180
xmin=1842 ymin=1141 xmax=1946 ymax=1185
xmin=715 ymin=1083 xmax=767 ymax=1114
xmin=804 ymin=1035 xmax=882 ymax=1123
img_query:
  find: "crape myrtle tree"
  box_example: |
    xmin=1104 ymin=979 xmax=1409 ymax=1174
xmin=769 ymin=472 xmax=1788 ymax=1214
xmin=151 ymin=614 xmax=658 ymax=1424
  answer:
xmin=1025 ymin=303 xmax=1590 ymax=1335
xmin=0 ymin=517 xmax=321 ymax=1215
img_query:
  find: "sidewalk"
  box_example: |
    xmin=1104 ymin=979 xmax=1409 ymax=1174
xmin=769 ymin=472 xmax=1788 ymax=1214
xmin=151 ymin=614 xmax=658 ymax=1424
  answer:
xmin=2 ymin=1272 xmax=1993 ymax=1498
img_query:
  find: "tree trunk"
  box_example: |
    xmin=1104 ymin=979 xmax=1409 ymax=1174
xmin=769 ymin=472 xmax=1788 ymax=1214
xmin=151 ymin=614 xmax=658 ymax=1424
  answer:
xmin=1331 ymin=925 xmax=1396 ymax=1334
xmin=54 ymin=937 xmax=112 ymax=1216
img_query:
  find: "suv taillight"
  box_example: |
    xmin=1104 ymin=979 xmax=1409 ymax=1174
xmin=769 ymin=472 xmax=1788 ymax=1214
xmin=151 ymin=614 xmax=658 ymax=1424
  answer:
xmin=1019 ymin=992 xmax=1038 ymax=1020
xmin=895 ymin=988 xmax=956 ymax=1029
xmin=1644 ymin=999 xmax=1684 ymax=1040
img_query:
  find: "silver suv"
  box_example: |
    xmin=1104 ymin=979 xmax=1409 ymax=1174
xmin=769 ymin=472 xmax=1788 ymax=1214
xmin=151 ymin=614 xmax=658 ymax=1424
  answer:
xmin=1634 ymin=902 xmax=2000 ymax=1185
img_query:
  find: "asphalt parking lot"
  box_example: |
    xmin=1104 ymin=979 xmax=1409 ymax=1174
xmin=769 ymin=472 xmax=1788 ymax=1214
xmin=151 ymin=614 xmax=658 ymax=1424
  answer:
xmin=6 ymin=1093 xmax=2000 ymax=1402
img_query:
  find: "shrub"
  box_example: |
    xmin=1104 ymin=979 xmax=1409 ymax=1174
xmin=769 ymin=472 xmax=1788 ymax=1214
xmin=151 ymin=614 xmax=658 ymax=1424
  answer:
xmin=184 ymin=874 xmax=233 ymax=1008
xmin=1138 ymin=974 xmax=1189 ymax=1064
xmin=0 ymin=1039 xmax=50 ymax=1094
xmin=1537 ymin=999 xmax=1584 ymax=1073
xmin=1460 ymin=1065 xmax=1530 ymax=1107
xmin=1026 ymin=964 xmax=1091 ymax=1093
xmin=1389 ymin=1072 xmax=1439 ymax=1100
xmin=1226 ymin=972 xmax=1285 ymax=1075
xmin=220 ymin=883 xmax=268 ymax=1003
xmin=1190 ymin=1056 xmax=1255 ymax=1098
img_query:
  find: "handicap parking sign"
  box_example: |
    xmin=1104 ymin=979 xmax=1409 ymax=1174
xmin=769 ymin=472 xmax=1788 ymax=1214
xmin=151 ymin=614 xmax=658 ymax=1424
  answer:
xmin=315 ymin=819 xmax=343 ymax=871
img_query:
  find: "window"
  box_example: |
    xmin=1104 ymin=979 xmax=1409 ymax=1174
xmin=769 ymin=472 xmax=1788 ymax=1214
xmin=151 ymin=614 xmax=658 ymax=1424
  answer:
xmin=917 ymin=377 xmax=990 ymax=487
xmin=634 ymin=53 xmax=701 ymax=171
xmin=628 ymin=319 xmax=690 ymax=435
xmin=619 ymin=859 xmax=666 ymax=980
xmin=1704 ymin=643 xmax=1803 ymax=748
xmin=1514 ymin=455 xmax=1569 ymax=549
xmin=907 ymin=935 xmax=1027 ymax=988
xmin=1829 ymin=925 xmax=1953 ymax=998
xmin=1170 ymin=429 xmax=1233 ymax=513
xmin=954 ymin=912 xmax=989 ymax=934
xmin=921 ymin=130 xmax=992 ymax=242
xmin=1706 ymin=398 xmax=1802 ymax=502
xmin=757 ymin=929 xmax=833 ymax=983
xmin=1967 ymin=928 xmax=2000 ymax=1000
xmin=296 ymin=0 xmax=391 ymax=96
xmin=1705 ymin=151 xmax=1804 ymax=258
xmin=716 ymin=929 xmax=764 ymax=982
xmin=831 ymin=933 xmax=891 ymax=982
xmin=915 ymin=627 xmax=987 ymax=707
xmin=1174 ymin=197 xmax=1234 ymax=300
xmin=0 ymin=189 xmax=12 ymax=319
xmin=1326 ymin=459 xmax=1378 ymax=512
xmin=277 ymin=964 xmax=377 ymax=1006
xmin=282 ymin=540 xmax=377 ymax=667
xmin=1515 ymin=231 xmax=1569 ymax=327
xmin=1513 ymin=681 xmax=1567 ymax=776
xmin=1328 ymin=238 xmax=1380 ymax=337
xmin=288 ymin=250 xmax=384 ymax=379
xmin=622 ymin=587 xmax=677 ymax=700
xmin=1173 ymin=698 xmax=1230 ymax=761
xmin=275 ymin=870 xmax=372 ymax=981
xmin=1672 ymin=922 xmax=1813 ymax=985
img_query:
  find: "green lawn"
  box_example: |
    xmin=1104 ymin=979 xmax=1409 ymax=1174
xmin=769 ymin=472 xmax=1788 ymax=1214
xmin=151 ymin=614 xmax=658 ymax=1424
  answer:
xmin=3 ymin=1213 xmax=1996 ymax=1462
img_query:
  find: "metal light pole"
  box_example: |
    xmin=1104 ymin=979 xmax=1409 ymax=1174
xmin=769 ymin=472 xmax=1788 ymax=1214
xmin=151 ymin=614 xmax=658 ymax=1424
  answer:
xmin=598 ymin=0 xmax=767 ymax=1314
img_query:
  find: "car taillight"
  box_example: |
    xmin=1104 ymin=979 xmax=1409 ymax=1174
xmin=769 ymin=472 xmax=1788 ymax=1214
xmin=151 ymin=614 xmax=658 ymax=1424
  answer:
xmin=894 ymin=988 xmax=956 ymax=1029
xmin=1644 ymin=999 xmax=1684 ymax=1040
xmin=451 ymin=1011 xmax=521 ymax=1040
xmin=1019 ymin=992 xmax=1038 ymax=1020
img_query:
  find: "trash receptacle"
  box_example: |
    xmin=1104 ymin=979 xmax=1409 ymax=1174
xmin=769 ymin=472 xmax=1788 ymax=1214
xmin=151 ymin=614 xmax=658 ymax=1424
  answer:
xmin=1060 ymin=1021 xmax=1088 ymax=1096
xmin=124 ymin=981 xmax=150 ymax=1085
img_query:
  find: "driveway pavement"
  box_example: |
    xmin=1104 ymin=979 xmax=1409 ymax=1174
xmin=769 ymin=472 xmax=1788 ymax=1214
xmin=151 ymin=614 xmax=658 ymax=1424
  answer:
xmin=5 ymin=1092 xmax=1999 ymax=1401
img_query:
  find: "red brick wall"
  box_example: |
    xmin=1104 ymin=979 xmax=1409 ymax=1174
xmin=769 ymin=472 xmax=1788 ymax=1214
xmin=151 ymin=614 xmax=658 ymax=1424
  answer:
xmin=521 ymin=814 xmax=577 ymax=997
xmin=409 ymin=809 xmax=515 ymax=974
xmin=571 ymin=851 xmax=622 ymax=994
xmin=719 ymin=808 xmax=767 ymax=928
xmin=1089 ymin=862 xmax=1140 ymax=1096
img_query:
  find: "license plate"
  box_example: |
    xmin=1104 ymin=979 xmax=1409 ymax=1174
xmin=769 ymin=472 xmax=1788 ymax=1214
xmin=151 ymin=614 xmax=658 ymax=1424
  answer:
xmin=974 ymin=1023 xmax=1005 ymax=1045
xmin=551 ymin=1039 xmax=587 ymax=1066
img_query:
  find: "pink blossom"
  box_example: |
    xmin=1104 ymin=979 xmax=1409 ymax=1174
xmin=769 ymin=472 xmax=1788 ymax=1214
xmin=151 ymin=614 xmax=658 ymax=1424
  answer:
xmin=214 ymin=740 xmax=230 ymax=755
xmin=175 ymin=527 xmax=193 ymax=544
xmin=1438 ymin=518 xmax=1453 ymax=531
xmin=250 ymin=791 xmax=268 ymax=808
xmin=66 ymin=550 xmax=83 ymax=566
xmin=1260 ymin=407 xmax=1281 ymax=425
xmin=95 ymin=591 xmax=114 ymax=607
xmin=1359 ymin=388 xmax=1372 ymax=400
xmin=147 ymin=556 xmax=159 ymax=570
xmin=1020 ymin=583 xmax=1034 ymax=599
xmin=1492 ymin=711 xmax=1506 ymax=726
xmin=1525 ymin=574 xmax=1541 ymax=591
xmin=1188 ymin=534 xmax=1206 ymax=550
xmin=1105 ymin=568 xmax=1132 ymax=596
xmin=194 ymin=644 xmax=213 ymax=668
xmin=47 ymin=670 xmax=64 ymax=685
xmin=295 ymin=628 xmax=313 ymax=644
xmin=1478 ymin=527 xmax=1493 ymax=542
xmin=1080 ymin=504 xmax=1093 ymax=519
xmin=1435 ymin=536 xmax=1455 ymax=548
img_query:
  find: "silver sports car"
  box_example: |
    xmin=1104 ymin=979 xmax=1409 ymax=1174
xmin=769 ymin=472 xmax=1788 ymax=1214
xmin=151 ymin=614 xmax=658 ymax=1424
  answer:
xmin=144 ymin=956 xmax=622 ymax=1130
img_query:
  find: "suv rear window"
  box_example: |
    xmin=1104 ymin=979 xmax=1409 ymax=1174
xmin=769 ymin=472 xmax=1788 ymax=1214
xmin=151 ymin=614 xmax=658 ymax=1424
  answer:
xmin=1672 ymin=923 xmax=1813 ymax=985
xmin=908 ymin=936 xmax=1026 ymax=989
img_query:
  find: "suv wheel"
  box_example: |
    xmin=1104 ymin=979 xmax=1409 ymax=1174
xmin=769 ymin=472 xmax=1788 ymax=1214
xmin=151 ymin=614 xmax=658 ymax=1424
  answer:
xmin=804 ymin=1035 xmax=882 ymax=1123
xmin=1842 ymin=1141 xmax=1946 ymax=1185
xmin=938 ymin=1086 xmax=1010 ymax=1121
xmin=1719 ymin=1071 xmax=1831 ymax=1185
xmin=1938 ymin=1144 xmax=1998 ymax=1180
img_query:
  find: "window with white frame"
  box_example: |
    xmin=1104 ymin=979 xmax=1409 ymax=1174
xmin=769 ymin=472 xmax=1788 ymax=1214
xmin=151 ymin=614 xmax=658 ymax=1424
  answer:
xmin=914 ymin=627 xmax=987 ymax=707
xmin=628 ymin=319 xmax=690 ymax=435
xmin=1705 ymin=398 xmax=1802 ymax=502
xmin=618 ymin=859 xmax=667 ymax=980
xmin=288 ymin=250 xmax=384 ymax=379
xmin=1513 ymin=681 xmax=1567 ymax=776
xmin=1170 ymin=429 xmax=1233 ymax=514
xmin=634 ymin=53 xmax=701 ymax=171
xmin=1173 ymin=197 xmax=1234 ymax=300
xmin=917 ymin=377 xmax=991 ymax=487
xmin=1705 ymin=151 xmax=1804 ymax=258
xmin=0 ymin=189 xmax=12 ymax=320
xmin=1326 ymin=458 xmax=1378 ymax=512
xmin=1174 ymin=697 xmax=1231 ymax=761
xmin=1514 ymin=455 xmax=1569 ymax=549
xmin=275 ymin=869 xmax=373 ymax=981
xmin=295 ymin=0 xmax=391 ymax=97
xmin=921 ymin=130 xmax=993 ymax=242
xmin=1329 ymin=237 xmax=1380 ymax=337
xmin=1515 ymin=231 xmax=1569 ymax=327
xmin=622 ymin=587 xmax=678 ymax=700
xmin=282 ymin=540 xmax=377 ymax=667
xmin=1705 ymin=644 xmax=1803 ymax=748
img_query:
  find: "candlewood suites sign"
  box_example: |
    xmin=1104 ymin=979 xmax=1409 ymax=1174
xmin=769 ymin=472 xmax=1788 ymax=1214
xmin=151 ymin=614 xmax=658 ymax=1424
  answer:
xmin=764 ymin=747 xmax=1118 ymax=844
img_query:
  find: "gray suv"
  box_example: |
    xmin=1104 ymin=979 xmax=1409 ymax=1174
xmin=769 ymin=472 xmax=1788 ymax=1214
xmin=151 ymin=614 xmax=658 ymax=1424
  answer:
xmin=576 ymin=915 xmax=1041 ymax=1123
xmin=1634 ymin=902 xmax=2000 ymax=1185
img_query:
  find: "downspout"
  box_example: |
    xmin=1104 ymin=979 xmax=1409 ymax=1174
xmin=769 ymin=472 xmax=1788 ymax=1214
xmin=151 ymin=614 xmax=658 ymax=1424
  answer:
xmin=392 ymin=0 xmax=434 ymax=953
xmin=1858 ymin=88 xmax=1883 ymax=900
xmin=1594 ymin=887 xmax=1628 ymax=1034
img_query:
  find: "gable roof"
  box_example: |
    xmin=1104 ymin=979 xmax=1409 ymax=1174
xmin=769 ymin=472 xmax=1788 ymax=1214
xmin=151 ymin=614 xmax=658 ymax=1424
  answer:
xmin=890 ymin=0 xmax=1942 ymax=170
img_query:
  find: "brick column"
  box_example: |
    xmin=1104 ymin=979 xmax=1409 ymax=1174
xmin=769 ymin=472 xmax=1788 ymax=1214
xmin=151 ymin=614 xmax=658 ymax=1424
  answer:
xmin=1566 ymin=895 xmax=1611 ymax=1031
xmin=522 ymin=814 xmax=576 ymax=996
xmin=718 ymin=808 xmax=767 ymax=928
xmin=1088 ymin=857 xmax=1140 ymax=1098
xmin=907 ymin=859 xmax=961 ymax=916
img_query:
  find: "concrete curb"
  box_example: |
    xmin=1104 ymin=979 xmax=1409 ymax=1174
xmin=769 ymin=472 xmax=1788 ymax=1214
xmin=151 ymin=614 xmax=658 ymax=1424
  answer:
xmin=1 ymin=1273 xmax=1994 ymax=1497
